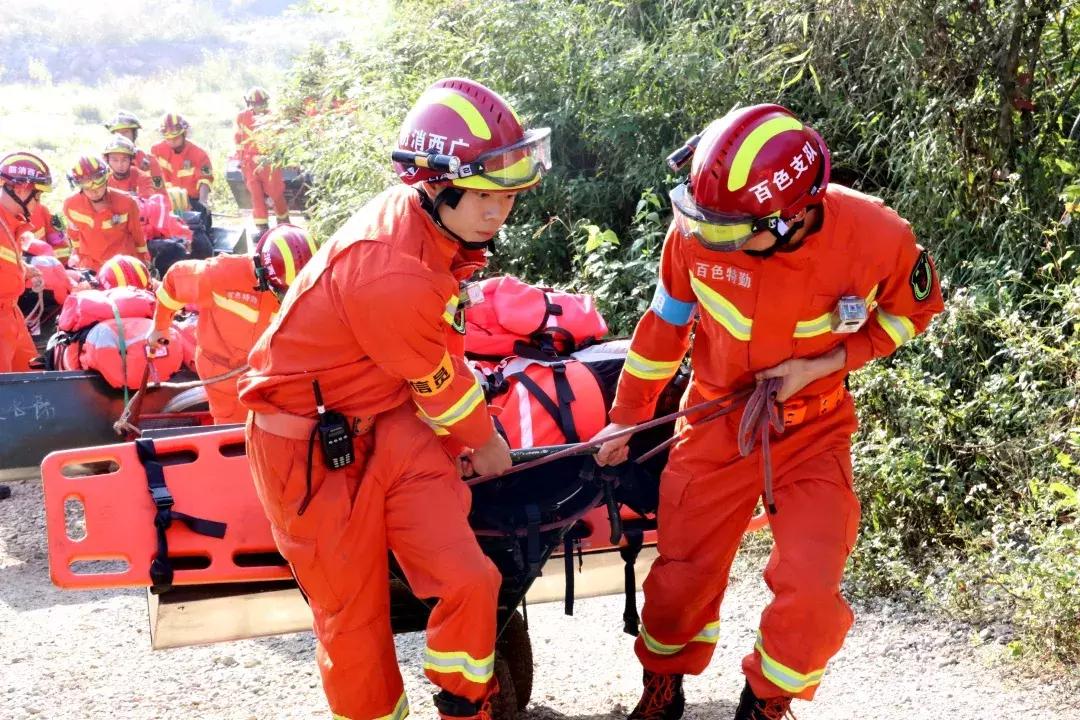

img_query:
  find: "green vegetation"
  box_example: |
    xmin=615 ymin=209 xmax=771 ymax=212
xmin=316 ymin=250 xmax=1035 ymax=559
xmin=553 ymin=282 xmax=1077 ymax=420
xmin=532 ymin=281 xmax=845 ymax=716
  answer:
xmin=276 ymin=0 xmax=1080 ymax=671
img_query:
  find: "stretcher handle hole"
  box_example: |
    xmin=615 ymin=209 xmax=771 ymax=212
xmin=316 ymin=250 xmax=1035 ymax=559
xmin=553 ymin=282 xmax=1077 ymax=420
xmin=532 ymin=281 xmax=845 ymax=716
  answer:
xmin=168 ymin=554 xmax=212 ymax=571
xmin=60 ymin=460 xmax=119 ymax=478
xmin=69 ymin=559 xmax=130 ymax=576
xmin=156 ymin=449 xmax=199 ymax=467
xmin=219 ymin=441 xmax=247 ymax=458
xmin=64 ymin=498 xmax=87 ymax=542
xmin=232 ymin=551 xmax=288 ymax=568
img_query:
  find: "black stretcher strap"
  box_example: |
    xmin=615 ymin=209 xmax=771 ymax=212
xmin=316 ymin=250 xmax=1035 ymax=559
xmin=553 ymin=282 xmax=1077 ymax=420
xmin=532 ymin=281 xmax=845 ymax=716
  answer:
xmin=619 ymin=529 xmax=645 ymax=637
xmin=135 ymin=439 xmax=228 ymax=594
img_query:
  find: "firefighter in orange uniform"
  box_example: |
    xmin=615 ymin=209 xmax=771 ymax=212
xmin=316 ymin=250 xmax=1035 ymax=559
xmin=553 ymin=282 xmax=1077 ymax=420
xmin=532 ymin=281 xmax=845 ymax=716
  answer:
xmin=238 ymin=78 xmax=552 ymax=720
xmin=104 ymin=111 xmax=165 ymax=193
xmin=151 ymin=113 xmax=213 ymax=214
xmin=595 ymin=105 xmax=945 ymax=720
xmin=0 ymin=152 xmax=48 ymax=372
xmin=104 ymin=134 xmax=156 ymax=199
xmin=25 ymin=195 xmax=70 ymax=263
xmin=235 ymin=86 xmax=290 ymax=238
xmin=62 ymin=155 xmax=149 ymax=273
xmin=150 ymin=225 xmax=316 ymax=424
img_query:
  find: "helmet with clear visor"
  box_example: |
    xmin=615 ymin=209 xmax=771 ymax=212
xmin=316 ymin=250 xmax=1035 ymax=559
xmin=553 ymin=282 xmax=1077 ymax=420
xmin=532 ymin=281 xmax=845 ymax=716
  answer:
xmin=668 ymin=104 xmax=830 ymax=252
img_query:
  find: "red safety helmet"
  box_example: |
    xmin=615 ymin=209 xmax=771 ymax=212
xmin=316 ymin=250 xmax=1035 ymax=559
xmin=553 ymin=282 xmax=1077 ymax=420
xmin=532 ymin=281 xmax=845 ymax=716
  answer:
xmin=669 ymin=104 xmax=830 ymax=252
xmin=160 ymin=113 xmax=190 ymax=139
xmin=0 ymin=152 xmax=53 ymax=193
xmin=103 ymin=134 xmax=137 ymax=158
xmin=99 ymin=254 xmax=151 ymax=290
xmin=68 ymin=155 xmax=110 ymax=189
xmin=245 ymin=87 xmax=270 ymax=109
xmin=255 ymin=224 xmax=317 ymax=292
xmin=104 ymin=111 xmax=142 ymax=134
xmin=393 ymin=77 xmax=550 ymax=193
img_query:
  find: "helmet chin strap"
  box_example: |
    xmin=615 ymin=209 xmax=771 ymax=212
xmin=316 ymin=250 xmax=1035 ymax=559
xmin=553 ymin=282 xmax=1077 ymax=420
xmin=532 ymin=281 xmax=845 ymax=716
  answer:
xmin=3 ymin=184 xmax=37 ymax=220
xmin=416 ymin=186 xmax=491 ymax=252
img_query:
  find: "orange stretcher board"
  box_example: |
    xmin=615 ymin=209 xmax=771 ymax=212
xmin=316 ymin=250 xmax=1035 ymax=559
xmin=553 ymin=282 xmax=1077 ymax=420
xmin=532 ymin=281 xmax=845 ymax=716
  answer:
xmin=42 ymin=426 xmax=291 ymax=590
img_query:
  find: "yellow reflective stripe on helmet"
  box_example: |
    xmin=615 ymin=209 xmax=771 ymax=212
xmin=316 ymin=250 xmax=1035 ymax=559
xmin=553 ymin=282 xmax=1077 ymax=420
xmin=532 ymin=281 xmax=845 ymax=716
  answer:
xmin=419 ymin=379 xmax=484 ymax=429
xmin=407 ymin=352 xmax=455 ymax=398
xmin=272 ymin=233 xmax=297 ymax=285
xmin=640 ymin=620 xmax=720 ymax=657
xmin=156 ymin=285 xmax=185 ymax=311
xmin=442 ymin=294 xmax=460 ymax=325
xmin=794 ymin=285 xmax=880 ymax=338
xmin=66 ymin=208 xmax=95 ymax=227
xmin=110 ymin=264 xmax=127 ymax=287
xmin=423 ymin=647 xmax=495 ymax=684
xmin=211 ymin=292 xmax=259 ymax=323
xmin=133 ymin=261 xmax=149 ymax=287
xmin=429 ymin=88 xmax=491 ymax=140
xmin=875 ymin=308 xmax=916 ymax=348
xmin=0 ymin=246 xmax=18 ymax=265
xmin=727 ymin=116 xmax=805 ymax=192
xmin=305 ymin=233 xmax=318 ymax=256
xmin=623 ymin=349 xmax=681 ymax=381
xmin=689 ymin=275 xmax=752 ymax=341
xmin=755 ymin=631 xmax=825 ymax=693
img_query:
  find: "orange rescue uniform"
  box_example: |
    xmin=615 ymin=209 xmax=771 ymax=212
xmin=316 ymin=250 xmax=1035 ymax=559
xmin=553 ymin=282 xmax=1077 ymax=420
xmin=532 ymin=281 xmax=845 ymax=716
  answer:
xmin=154 ymin=255 xmax=278 ymax=423
xmin=62 ymin=188 xmax=149 ymax=273
xmin=611 ymin=184 xmax=944 ymax=700
xmin=150 ymin=139 xmax=213 ymax=201
xmin=27 ymin=201 xmax=70 ymax=262
xmin=235 ymin=109 xmax=288 ymax=226
xmin=134 ymin=148 xmax=166 ymax=191
xmin=0 ymin=204 xmax=37 ymax=372
xmin=108 ymin=166 xmax=157 ymax=200
xmin=239 ymin=185 xmax=500 ymax=720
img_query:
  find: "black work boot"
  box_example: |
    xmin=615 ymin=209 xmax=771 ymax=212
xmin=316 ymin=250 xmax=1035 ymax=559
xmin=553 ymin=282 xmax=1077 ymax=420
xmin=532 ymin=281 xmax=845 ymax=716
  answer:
xmin=254 ymin=224 xmax=270 ymax=241
xmin=0 ymin=485 xmax=10 ymax=501
xmin=733 ymin=681 xmax=795 ymax=720
xmin=628 ymin=669 xmax=685 ymax=719
xmin=433 ymin=686 xmax=494 ymax=720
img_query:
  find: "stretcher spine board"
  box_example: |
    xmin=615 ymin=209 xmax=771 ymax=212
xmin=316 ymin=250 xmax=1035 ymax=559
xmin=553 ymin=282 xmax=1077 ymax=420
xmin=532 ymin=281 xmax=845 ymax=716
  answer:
xmin=42 ymin=426 xmax=291 ymax=590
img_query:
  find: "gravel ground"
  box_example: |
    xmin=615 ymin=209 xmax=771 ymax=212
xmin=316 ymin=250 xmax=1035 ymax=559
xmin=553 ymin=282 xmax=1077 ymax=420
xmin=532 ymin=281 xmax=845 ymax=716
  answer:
xmin=2 ymin=474 xmax=1075 ymax=720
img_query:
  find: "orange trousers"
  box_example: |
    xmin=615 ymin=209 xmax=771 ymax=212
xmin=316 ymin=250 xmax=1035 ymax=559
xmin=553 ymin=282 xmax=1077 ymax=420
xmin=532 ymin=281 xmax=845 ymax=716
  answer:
xmin=195 ymin=354 xmax=246 ymax=424
xmin=243 ymin=163 xmax=288 ymax=226
xmin=246 ymin=403 xmax=501 ymax=720
xmin=636 ymin=384 xmax=861 ymax=701
xmin=0 ymin=299 xmax=36 ymax=372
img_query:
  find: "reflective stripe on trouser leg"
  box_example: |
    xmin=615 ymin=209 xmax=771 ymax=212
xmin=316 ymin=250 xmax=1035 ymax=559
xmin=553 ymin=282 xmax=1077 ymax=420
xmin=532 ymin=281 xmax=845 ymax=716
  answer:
xmin=742 ymin=449 xmax=861 ymax=700
xmin=244 ymin=418 xmax=406 ymax=719
xmin=383 ymin=405 xmax=501 ymax=702
xmin=634 ymin=403 xmax=762 ymax=676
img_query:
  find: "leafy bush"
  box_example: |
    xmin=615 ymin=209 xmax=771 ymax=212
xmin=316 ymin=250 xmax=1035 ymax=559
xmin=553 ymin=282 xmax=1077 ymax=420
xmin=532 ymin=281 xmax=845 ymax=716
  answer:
xmin=275 ymin=0 xmax=1080 ymax=668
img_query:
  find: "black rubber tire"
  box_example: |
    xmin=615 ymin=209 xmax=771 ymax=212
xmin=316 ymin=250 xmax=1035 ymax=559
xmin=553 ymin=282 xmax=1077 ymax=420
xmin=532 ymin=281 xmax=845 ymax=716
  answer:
xmin=489 ymin=656 xmax=518 ymax=720
xmin=496 ymin=610 xmax=533 ymax=711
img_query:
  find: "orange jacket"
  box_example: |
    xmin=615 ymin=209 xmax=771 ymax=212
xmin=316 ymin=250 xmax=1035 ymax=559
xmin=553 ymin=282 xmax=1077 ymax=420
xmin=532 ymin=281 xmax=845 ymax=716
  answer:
xmin=108 ymin=167 xmax=157 ymax=199
xmin=0 ymin=204 xmax=30 ymax=301
xmin=26 ymin=202 xmax=70 ymax=262
xmin=62 ymin=188 xmax=149 ymax=273
xmin=610 ymin=184 xmax=946 ymax=425
xmin=150 ymin=139 xmax=213 ymax=199
xmin=239 ymin=185 xmax=495 ymax=449
xmin=154 ymin=254 xmax=279 ymax=369
xmin=235 ymin=109 xmax=272 ymax=171
xmin=134 ymin=148 xmax=166 ymax=190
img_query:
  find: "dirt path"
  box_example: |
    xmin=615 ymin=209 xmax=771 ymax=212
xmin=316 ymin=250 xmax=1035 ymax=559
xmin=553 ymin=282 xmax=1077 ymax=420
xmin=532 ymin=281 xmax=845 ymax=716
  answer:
xmin=1 ymin=475 xmax=1073 ymax=720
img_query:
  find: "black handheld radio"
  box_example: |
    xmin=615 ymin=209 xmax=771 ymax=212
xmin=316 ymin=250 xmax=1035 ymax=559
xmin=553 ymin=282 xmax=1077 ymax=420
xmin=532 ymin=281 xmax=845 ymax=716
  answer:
xmin=313 ymin=379 xmax=354 ymax=470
